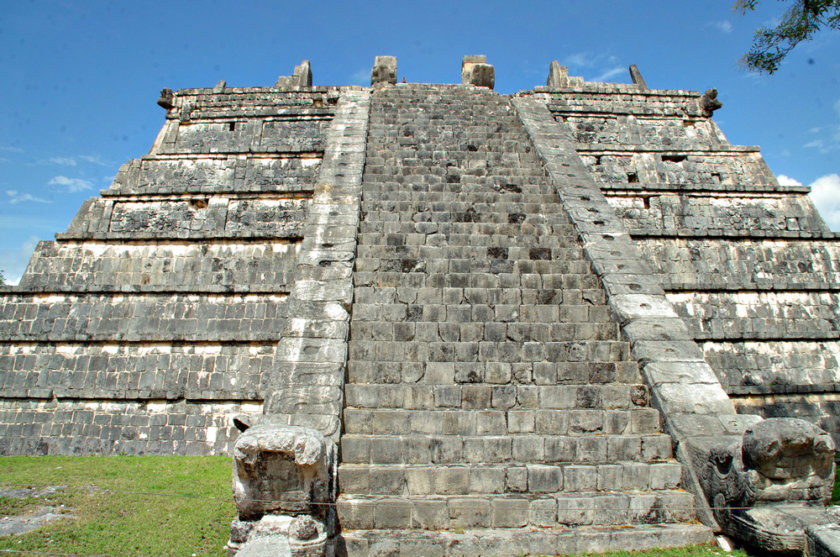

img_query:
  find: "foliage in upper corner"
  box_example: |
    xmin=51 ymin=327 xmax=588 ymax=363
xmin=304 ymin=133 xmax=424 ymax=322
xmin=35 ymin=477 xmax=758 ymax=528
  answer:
xmin=737 ymin=0 xmax=840 ymax=73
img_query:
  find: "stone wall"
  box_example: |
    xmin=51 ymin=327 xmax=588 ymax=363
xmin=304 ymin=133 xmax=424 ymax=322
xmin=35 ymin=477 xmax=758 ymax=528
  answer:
xmin=542 ymin=81 xmax=840 ymax=442
xmin=0 ymin=85 xmax=347 ymax=455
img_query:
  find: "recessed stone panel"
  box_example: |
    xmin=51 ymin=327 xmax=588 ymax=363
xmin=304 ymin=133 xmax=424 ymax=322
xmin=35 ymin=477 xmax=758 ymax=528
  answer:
xmin=0 ymin=342 xmax=271 ymax=399
xmin=20 ymin=241 xmax=300 ymax=292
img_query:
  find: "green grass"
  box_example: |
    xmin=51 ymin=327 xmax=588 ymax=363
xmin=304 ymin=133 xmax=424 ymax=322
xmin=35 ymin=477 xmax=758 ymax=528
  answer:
xmin=0 ymin=455 xmax=837 ymax=556
xmin=0 ymin=455 xmax=234 ymax=556
xmin=834 ymin=469 xmax=840 ymax=504
xmin=572 ymin=547 xmax=748 ymax=557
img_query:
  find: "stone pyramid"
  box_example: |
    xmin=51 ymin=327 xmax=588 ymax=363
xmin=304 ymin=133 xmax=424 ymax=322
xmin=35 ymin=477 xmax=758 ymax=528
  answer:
xmin=1 ymin=58 xmax=838 ymax=555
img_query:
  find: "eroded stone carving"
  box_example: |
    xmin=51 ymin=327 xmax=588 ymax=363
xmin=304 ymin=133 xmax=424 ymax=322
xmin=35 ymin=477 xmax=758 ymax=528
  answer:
xmin=545 ymin=60 xmax=584 ymax=88
xmin=700 ymin=88 xmax=723 ymax=117
xmin=157 ymin=88 xmax=174 ymax=110
xmin=461 ymin=55 xmax=494 ymax=89
xmin=629 ymin=64 xmax=648 ymax=90
xmin=370 ymin=56 xmax=397 ymax=87
xmin=227 ymin=419 xmax=336 ymax=556
xmin=688 ymin=418 xmax=837 ymax=553
xmin=276 ymin=60 xmax=312 ymax=89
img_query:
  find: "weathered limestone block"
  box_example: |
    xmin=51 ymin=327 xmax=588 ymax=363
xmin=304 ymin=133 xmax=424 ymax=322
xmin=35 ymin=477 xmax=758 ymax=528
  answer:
xmin=636 ymin=238 xmax=840 ymax=291
xmin=565 ymin=116 xmax=721 ymax=150
xmin=0 ymin=398 xmax=259 ymax=456
xmin=0 ymin=292 xmax=290 ymax=342
xmin=629 ymin=64 xmax=648 ymax=90
xmin=18 ymin=240 xmax=299 ymax=292
xmin=229 ymin=420 xmax=336 ymax=556
xmin=686 ymin=418 xmax=836 ymax=553
xmin=700 ymin=88 xmax=723 ymax=117
xmin=667 ymin=291 xmax=840 ymax=341
xmin=229 ymin=514 xmax=330 ymax=557
xmin=232 ymin=421 xmax=335 ymax=520
xmin=370 ymin=56 xmax=397 ymax=87
xmin=608 ymin=193 xmax=830 ymax=238
xmin=0 ymin=342 xmax=269 ymax=400
xmin=461 ymin=55 xmax=494 ymax=89
xmin=580 ymin=151 xmax=776 ymax=187
xmin=545 ymin=60 xmax=583 ymax=89
xmin=157 ymin=88 xmax=174 ymax=110
xmin=276 ymin=60 xmax=312 ymax=89
xmin=807 ymin=522 xmax=840 ymax=557
xmin=547 ymin=61 xmax=568 ymax=88
xmin=107 ymin=156 xmax=320 ymax=196
xmin=703 ymin=341 xmax=840 ymax=392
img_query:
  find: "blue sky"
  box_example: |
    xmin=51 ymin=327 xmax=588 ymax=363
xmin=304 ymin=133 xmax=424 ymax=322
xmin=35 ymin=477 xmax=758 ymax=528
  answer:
xmin=1 ymin=0 xmax=838 ymax=283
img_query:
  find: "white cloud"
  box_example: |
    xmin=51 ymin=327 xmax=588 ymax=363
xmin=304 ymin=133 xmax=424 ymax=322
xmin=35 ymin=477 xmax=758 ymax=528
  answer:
xmin=777 ymin=174 xmax=803 ymax=187
xmin=0 ymin=236 xmax=41 ymax=285
xmin=708 ymin=20 xmax=733 ymax=33
xmin=48 ymin=175 xmax=93 ymax=192
xmin=593 ymin=67 xmax=626 ymax=83
xmin=5 ymin=190 xmax=50 ymax=204
xmin=803 ymin=138 xmax=838 ymax=154
xmin=349 ymin=67 xmax=369 ymax=85
xmin=563 ymin=52 xmax=596 ymax=68
xmin=562 ymin=52 xmax=619 ymax=69
xmin=802 ymin=98 xmax=840 ymax=152
xmin=563 ymin=51 xmax=618 ymax=68
xmin=0 ymin=145 xmax=24 ymax=153
xmin=79 ymin=155 xmax=107 ymax=166
xmin=561 ymin=52 xmax=626 ymax=83
xmin=48 ymin=156 xmax=77 ymax=166
xmin=808 ymin=173 xmax=840 ymax=231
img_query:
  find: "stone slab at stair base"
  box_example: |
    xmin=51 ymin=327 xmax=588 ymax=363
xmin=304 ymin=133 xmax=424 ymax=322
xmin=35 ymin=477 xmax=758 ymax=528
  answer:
xmin=808 ymin=522 xmax=840 ymax=557
xmin=338 ymin=525 xmax=713 ymax=556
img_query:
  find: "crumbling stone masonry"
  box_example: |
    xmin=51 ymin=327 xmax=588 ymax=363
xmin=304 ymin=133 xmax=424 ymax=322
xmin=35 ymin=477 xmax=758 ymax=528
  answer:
xmin=1 ymin=57 xmax=839 ymax=555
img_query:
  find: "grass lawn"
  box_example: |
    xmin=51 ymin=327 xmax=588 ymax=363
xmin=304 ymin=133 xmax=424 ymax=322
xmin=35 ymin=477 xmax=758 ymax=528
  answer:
xmin=1 ymin=455 xmax=836 ymax=556
xmin=0 ymin=455 xmax=234 ymax=556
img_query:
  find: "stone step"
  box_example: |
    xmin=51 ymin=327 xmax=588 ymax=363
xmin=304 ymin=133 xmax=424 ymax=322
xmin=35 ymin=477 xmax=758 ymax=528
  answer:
xmin=352 ymin=283 xmax=606 ymax=305
xmin=338 ymin=462 xmax=683 ymax=496
xmin=341 ymin=407 xmax=663 ymax=438
xmin=347 ymin=339 xmax=630 ymax=363
xmin=348 ymin=300 xmax=613 ymax=322
xmin=353 ymin=268 xmax=604 ymax=292
xmin=338 ymin=524 xmax=713 ymax=556
xmin=345 ymin=360 xmax=641 ymax=386
xmin=354 ymin=246 xmax=591 ymax=261
xmin=358 ymin=209 xmax=569 ymax=226
xmin=352 ymin=268 xmax=597 ymax=288
xmin=358 ymin=221 xmax=577 ymax=236
xmin=356 ymin=233 xmax=580 ymax=249
xmin=340 ymin=432 xmax=671 ymax=465
xmin=354 ymin=254 xmax=594 ymax=273
xmin=361 ymin=171 xmax=550 ymax=182
xmin=348 ymin=319 xmax=619 ymax=343
xmin=336 ymin=491 xmax=696 ymax=530
xmin=344 ymin=384 xmax=648 ymax=411
xmin=359 ymin=200 xmax=569 ymax=216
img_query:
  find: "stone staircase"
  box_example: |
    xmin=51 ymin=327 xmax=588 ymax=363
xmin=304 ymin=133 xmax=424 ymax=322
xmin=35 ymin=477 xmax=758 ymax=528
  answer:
xmin=336 ymin=84 xmax=707 ymax=553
